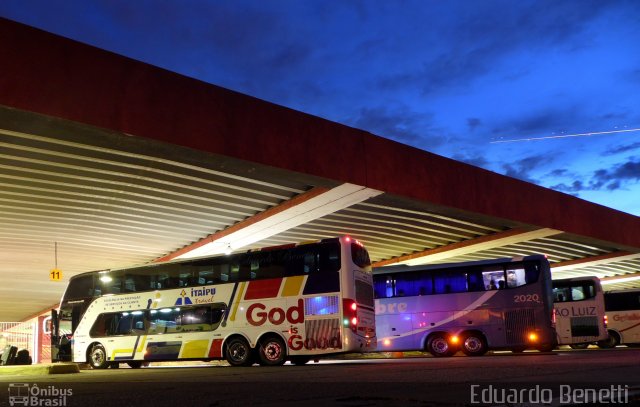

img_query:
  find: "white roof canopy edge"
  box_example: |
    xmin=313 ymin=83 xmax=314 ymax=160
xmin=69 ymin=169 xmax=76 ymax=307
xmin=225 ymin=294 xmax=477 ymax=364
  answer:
xmin=175 ymin=183 xmax=383 ymax=259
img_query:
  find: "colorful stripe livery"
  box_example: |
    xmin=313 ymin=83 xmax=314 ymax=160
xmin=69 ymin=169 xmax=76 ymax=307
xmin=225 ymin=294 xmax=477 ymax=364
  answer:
xmin=242 ymin=274 xmax=339 ymax=301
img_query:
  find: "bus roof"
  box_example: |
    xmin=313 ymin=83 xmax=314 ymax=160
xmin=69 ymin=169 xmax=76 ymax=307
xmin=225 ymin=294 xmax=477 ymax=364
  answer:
xmin=372 ymin=254 xmax=548 ymax=275
xmin=68 ymin=237 xmax=344 ymax=281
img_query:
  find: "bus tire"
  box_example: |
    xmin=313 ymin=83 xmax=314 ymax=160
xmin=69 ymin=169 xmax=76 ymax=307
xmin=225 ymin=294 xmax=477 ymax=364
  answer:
xmin=461 ymin=332 xmax=488 ymax=356
xmin=258 ymin=335 xmax=287 ymax=366
xmin=88 ymin=344 xmax=109 ymax=369
xmin=427 ymin=333 xmax=454 ymax=357
xmin=289 ymin=356 xmax=311 ymax=365
xmin=597 ymin=331 xmax=619 ymax=349
xmin=225 ymin=337 xmax=254 ymax=367
xmin=569 ymin=343 xmax=589 ymax=350
xmin=127 ymin=361 xmax=144 ymax=368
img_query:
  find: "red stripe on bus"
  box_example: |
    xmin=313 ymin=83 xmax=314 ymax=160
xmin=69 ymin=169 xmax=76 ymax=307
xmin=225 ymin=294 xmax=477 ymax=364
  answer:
xmin=244 ymin=278 xmax=283 ymax=300
xmin=209 ymin=339 xmax=224 ymax=358
xmin=619 ymin=321 xmax=640 ymax=333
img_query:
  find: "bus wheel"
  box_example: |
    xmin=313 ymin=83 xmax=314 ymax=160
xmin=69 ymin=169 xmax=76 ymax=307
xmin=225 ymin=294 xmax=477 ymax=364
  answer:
xmin=427 ymin=334 xmax=454 ymax=357
xmin=461 ymin=333 xmax=488 ymax=356
xmin=127 ymin=361 xmax=145 ymax=368
xmin=258 ymin=335 xmax=287 ymax=366
xmin=569 ymin=343 xmax=589 ymax=350
xmin=290 ymin=356 xmax=311 ymax=365
xmin=88 ymin=344 xmax=109 ymax=369
xmin=225 ymin=337 xmax=253 ymax=367
xmin=597 ymin=331 xmax=619 ymax=349
xmin=511 ymin=347 xmax=526 ymax=353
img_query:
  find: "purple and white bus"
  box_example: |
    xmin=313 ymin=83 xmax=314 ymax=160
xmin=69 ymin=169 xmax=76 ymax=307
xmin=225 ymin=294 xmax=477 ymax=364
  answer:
xmin=373 ymin=255 xmax=556 ymax=356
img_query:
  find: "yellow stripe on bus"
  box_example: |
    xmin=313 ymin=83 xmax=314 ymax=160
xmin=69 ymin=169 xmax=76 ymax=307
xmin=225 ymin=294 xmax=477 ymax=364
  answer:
xmin=136 ymin=336 xmax=147 ymax=353
xmin=180 ymin=340 xmax=209 ymax=358
xmin=229 ymin=282 xmax=246 ymax=322
xmin=110 ymin=348 xmax=133 ymax=361
xmin=282 ymin=275 xmax=305 ymax=297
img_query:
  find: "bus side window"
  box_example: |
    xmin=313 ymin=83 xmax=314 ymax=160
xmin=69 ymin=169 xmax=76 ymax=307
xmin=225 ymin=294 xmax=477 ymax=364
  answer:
xmin=123 ymin=276 xmax=136 ymax=293
xmin=128 ymin=272 xmax=151 ymax=292
xmin=553 ymin=287 xmax=570 ymax=302
xmin=373 ymin=279 xmax=387 ymax=299
xmin=230 ymin=263 xmax=252 ymax=282
xmin=211 ymin=307 xmax=225 ymax=329
xmin=303 ymin=252 xmax=317 ymax=274
xmin=116 ymin=314 xmax=132 ymax=335
xmin=321 ymin=244 xmax=341 ymax=273
xmin=164 ymin=277 xmax=180 ymax=289
xmin=90 ymin=314 xmax=109 ymax=337
xmin=178 ymin=270 xmax=195 ymax=287
xmin=180 ymin=306 xmax=212 ymax=332
xmin=506 ymin=267 xmax=526 ymax=288
xmin=571 ymin=286 xmax=586 ymax=301
xmin=217 ymin=263 xmax=229 ymax=283
xmin=415 ymin=272 xmax=433 ymax=295
xmin=466 ymin=269 xmax=485 ymax=292
xmin=523 ymin=262 xmax=541 ymax=284
xmin=434 ymin=271 xmax=466 ymax=294
xmin=481 ymin=267 xmax=504 ymax=290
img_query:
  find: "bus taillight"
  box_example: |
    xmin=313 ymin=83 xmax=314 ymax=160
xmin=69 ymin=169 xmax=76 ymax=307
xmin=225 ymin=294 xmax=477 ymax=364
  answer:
xmin=603 ymin=314 xmax=608 ymax=328
xmin=343 ymin=299 xmax=358 ymax=333
xmin=528 ymin=332 xmax=539 ymax=342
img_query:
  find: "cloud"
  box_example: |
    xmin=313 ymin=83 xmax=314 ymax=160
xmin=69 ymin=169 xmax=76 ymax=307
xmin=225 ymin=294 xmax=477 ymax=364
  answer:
xmin=467 ymin=118 xmax=481 ymax=131
xmin=348 ymin=105 xmax=444 ymax=147
xmin=451 ymin=153 xmax=489 ymax=168
xmin=549 ymin=158 xmax=640 ymax=194
xmin=550 ymin=180 xmax=584 ymax=195
xmin=593 ymin=159 xmax=640 ymax=185
xmin=376 ymin=0 xmax=613 ymax=95
xmin=491 ymin=109 xmax=578 ymax=138
xmin=605 ymin=142 xmax=640 ymax=155
xmin=548 ymin=168 xmax=569 ymax=177
xmin=501 ymin=154 xmax=553 ymax=184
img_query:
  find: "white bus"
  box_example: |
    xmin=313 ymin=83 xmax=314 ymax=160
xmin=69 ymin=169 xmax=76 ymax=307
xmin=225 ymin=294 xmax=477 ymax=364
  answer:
xmin=598 ymin=289 xmax=640 ymax=348
xmin=373 ymin=255 xmax=557 ymax=356
xmin=552 ymin=277 xmax=607 ymax=349
xmin=52 ymin=236 xmax=376 ymax=368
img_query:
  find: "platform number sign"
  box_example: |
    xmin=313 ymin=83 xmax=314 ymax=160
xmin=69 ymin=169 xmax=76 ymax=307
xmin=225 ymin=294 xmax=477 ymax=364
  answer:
xmin=50 ymin=268 xmax=63 ymax=281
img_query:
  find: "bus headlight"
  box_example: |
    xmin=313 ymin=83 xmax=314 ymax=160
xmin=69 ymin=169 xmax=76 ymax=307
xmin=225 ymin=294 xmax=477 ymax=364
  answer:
xmin=528 ymin=332 xmax=538 ymax=342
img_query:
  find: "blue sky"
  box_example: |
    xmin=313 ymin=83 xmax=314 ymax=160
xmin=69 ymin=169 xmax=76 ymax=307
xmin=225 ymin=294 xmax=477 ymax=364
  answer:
xmin=2 ymin=1 xmax=639 ymax=215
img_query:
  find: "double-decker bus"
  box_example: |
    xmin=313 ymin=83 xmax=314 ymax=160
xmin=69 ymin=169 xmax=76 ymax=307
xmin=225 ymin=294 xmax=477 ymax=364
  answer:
xmin=552 ymin=277 xmax=607 ymax=349
xmin=373 ymin=255 xmax=556 ymax=357
xmin=51 ymin=236 xmax=376 ymax=368
xmin=597 ymin=289 xmax=640 ymax=348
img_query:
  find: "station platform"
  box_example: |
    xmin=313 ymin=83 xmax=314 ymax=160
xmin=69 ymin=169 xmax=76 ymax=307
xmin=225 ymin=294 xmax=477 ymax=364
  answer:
xmin=0 ymin=363 xmax=80 ymax=375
